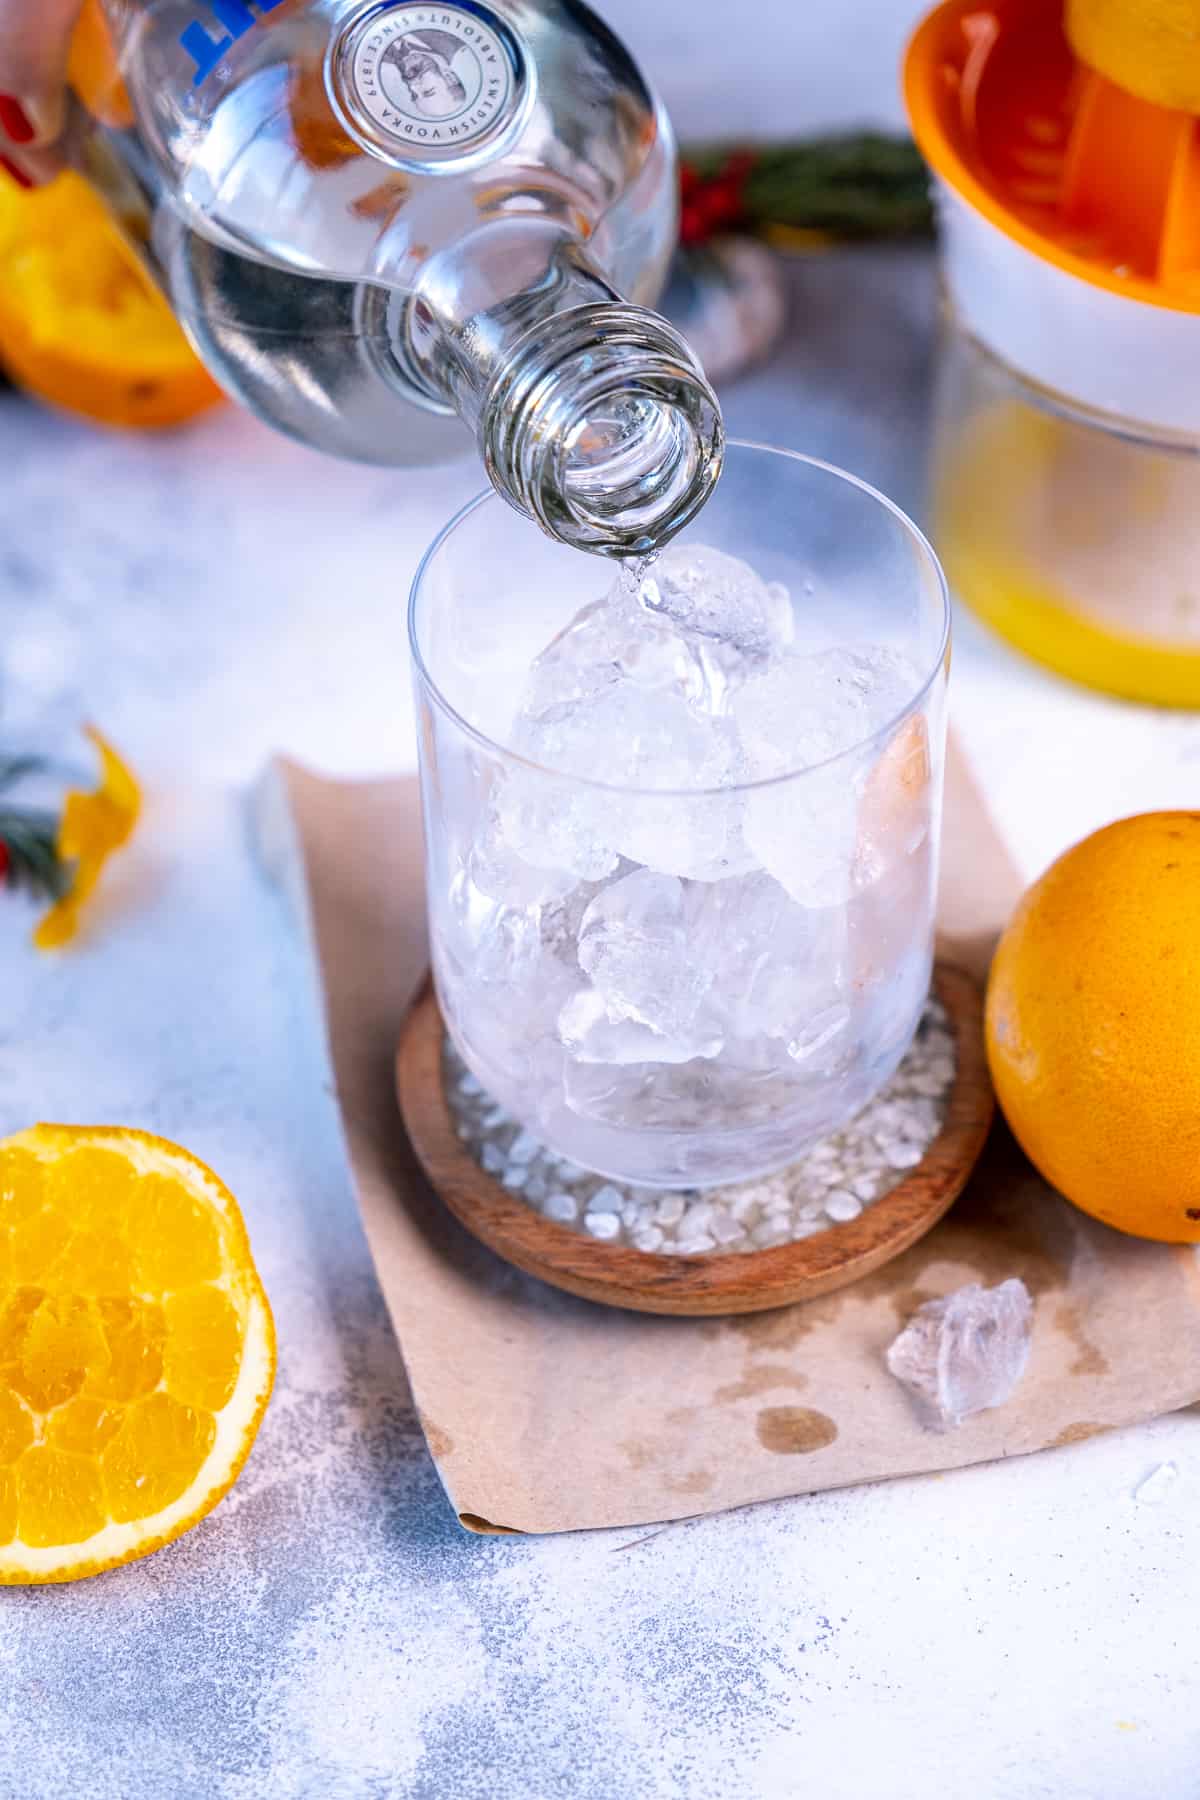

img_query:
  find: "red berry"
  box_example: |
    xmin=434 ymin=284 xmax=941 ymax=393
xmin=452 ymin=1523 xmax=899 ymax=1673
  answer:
xmin=0 ymin=840 xmax=9 ymax=884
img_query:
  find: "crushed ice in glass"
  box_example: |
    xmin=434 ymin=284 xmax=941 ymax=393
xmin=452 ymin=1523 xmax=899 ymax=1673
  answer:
xmin=886 ymin=1278 xmax=1034 ymax=1431
xmin=437 ymin=538 xmax=934 ymax=1185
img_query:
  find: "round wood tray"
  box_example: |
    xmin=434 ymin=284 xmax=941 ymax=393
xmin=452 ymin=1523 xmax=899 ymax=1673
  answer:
xmin=396 ymin=964 xmax=994 ymax=1317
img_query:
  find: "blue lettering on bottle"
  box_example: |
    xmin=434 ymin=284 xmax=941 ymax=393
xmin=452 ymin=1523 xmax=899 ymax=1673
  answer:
xmin=181 ymin=0 xmax=287 ymax=86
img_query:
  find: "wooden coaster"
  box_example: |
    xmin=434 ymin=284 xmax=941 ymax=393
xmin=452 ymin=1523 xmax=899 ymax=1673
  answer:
xmin=396 ymin=964 xmax=994 ymax=1317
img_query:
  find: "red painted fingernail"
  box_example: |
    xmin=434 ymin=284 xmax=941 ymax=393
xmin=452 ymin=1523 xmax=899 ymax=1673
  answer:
xmin=0 ymin=153 xmax=31 ymax=190
xmin=0 ymin=96 xmax=35 ymax=143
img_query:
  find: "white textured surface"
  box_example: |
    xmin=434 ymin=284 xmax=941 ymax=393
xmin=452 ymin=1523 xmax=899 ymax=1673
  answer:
xmin=1 ymin=249 xmax=1199 ymax=1797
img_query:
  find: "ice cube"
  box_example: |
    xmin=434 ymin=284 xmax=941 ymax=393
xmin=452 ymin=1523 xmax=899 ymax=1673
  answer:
xmin=520 ymin=590 xmax=714 ymax=720
xmin=637 ymin=544 xmax=793 ymax=662
xmin=886 ymin=1278 xmax=1034 ymax=1431
xmin=499 ymin=558 xmax=773 ymax=882
xmin=493 ymin=766 xmax=620 ymax=883
xmin=468 ymin=815 xmax=580 ymax=908
xmin=733 ymin=647 xmax=919 ymax=907
xmin=685 ymin=871 xmax=849 ymax=1050
xmin=502 ymin=681 xmax=751 ymax=883
xmin=578 ymin=869 xmax=712 ymax=1036
xmin=438 ymin=867 xmax=582 ymax=1089
xmin=856 ymin=713 xmax=933 ymax=885
xmin=558 ymin=988 xmax=722 ymax=1065
xmin=447 ymin=867 xmax=544 ymax=986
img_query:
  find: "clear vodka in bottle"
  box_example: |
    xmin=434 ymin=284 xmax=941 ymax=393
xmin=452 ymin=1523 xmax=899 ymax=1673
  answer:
xmin=71 ymin=0 xmax=724 ymax=553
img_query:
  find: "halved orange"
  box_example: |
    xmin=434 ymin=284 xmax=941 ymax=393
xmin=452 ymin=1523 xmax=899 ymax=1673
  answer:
xmin=0 ymin=1125 xmax=275 ymax=1585
xmin=0 ymin=170 xmax=223 ymax=431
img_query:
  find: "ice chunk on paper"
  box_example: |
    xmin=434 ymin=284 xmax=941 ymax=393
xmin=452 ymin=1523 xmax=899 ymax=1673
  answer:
xmin=886 ymin=1278 xmax=1033 ymax=1431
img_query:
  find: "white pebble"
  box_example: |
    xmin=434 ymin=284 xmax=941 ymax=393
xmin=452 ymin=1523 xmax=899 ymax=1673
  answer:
xmin=911 ymin=1072 xmax=947 ymax=1097
xmin=587 ymin=1183 xmax=626 ymax=1214
xmin=543 ymin=1192 xmax=579 ymax=1224
xmin=507 ymin=1129 xmax=541 ymax=1164
xmin=885 ymin=1142 xmax=925 ymax=1171
xmin=708 ymin=1208 xmax=745 ymax=1246
xmin=444 ymin=989 xmax=954 ymax=1256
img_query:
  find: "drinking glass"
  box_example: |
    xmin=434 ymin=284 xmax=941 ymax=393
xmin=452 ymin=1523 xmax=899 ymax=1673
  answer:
xmin=410 ymin=442 xmax=950 ymax=1188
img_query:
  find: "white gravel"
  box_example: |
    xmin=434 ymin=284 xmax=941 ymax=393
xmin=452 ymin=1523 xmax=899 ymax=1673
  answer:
xmin=444 ymin=997 xmax=956 ymax=1257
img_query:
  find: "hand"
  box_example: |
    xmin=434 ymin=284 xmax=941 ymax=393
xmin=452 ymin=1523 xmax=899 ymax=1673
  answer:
xmin=0 ymin=0 xmax=86 ymax=187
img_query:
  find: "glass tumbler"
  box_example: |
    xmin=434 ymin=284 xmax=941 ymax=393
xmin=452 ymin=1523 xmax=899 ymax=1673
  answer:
xmin=410 ymin=442 xmax=950 ymax=1189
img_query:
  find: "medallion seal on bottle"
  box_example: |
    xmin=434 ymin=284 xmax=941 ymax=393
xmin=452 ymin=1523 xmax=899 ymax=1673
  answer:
xmin=331 ymin=1 xmax=528 ymax=166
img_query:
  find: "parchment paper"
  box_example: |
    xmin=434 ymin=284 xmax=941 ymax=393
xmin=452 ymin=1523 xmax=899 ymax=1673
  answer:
xmin=264 ymin=740 xmax=1200 ymax=1534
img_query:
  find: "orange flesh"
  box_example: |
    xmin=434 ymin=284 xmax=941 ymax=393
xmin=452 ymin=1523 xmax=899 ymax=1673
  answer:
xmin=0 ymin=1140 xmax=261 ymax=1565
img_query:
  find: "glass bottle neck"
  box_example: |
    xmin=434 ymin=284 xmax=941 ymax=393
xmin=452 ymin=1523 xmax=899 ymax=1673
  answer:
xmin=408 ymin=223 xmax=724 ymax=555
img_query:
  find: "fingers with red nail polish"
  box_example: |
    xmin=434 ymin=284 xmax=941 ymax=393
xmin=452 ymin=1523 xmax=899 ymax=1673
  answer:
xmin=0 ymin=94 xmax=35 ymax=143
xmin=0 ymin=151 xmax=31 ymax=189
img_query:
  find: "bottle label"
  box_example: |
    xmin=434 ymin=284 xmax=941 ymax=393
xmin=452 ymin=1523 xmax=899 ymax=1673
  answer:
xmin=332 ymin=3 xmax=525 ymax=162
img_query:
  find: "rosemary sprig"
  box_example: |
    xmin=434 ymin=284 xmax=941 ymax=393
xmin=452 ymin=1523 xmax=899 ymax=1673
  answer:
xmin=682 ymin=132 xmax=935 ymax=243
xmin=0 ymin=756 xmax=68 ymax=901
xmin=1 ymin=809 xmax=68 ymax=899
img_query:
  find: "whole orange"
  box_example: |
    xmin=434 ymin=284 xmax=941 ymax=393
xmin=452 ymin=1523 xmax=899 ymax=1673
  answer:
xmin=986 ymin=812 xmax=1200 ymax=1243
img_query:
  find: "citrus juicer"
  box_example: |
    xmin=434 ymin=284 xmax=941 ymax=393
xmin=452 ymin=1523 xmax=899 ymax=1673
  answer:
xmin=906 ymin=0 xmax=1200 ymax=704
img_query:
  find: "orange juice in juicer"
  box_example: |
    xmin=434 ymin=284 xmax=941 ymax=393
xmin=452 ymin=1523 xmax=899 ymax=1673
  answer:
xmin=906 ymin=0 xmax=1200 ymax=705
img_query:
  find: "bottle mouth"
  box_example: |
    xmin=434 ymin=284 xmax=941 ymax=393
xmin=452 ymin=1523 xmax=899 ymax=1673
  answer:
xmin=481 ymin=303 xmax=725 ymax=556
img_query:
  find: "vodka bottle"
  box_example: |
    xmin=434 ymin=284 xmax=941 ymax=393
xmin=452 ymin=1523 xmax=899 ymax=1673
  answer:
xmin=70 ymin=0 xmax=724 ymax=552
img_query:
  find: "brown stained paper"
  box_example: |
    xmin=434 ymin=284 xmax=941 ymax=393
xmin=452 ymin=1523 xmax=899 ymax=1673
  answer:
xmin=276 ymin=739 xmax=1200 ymax=1534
